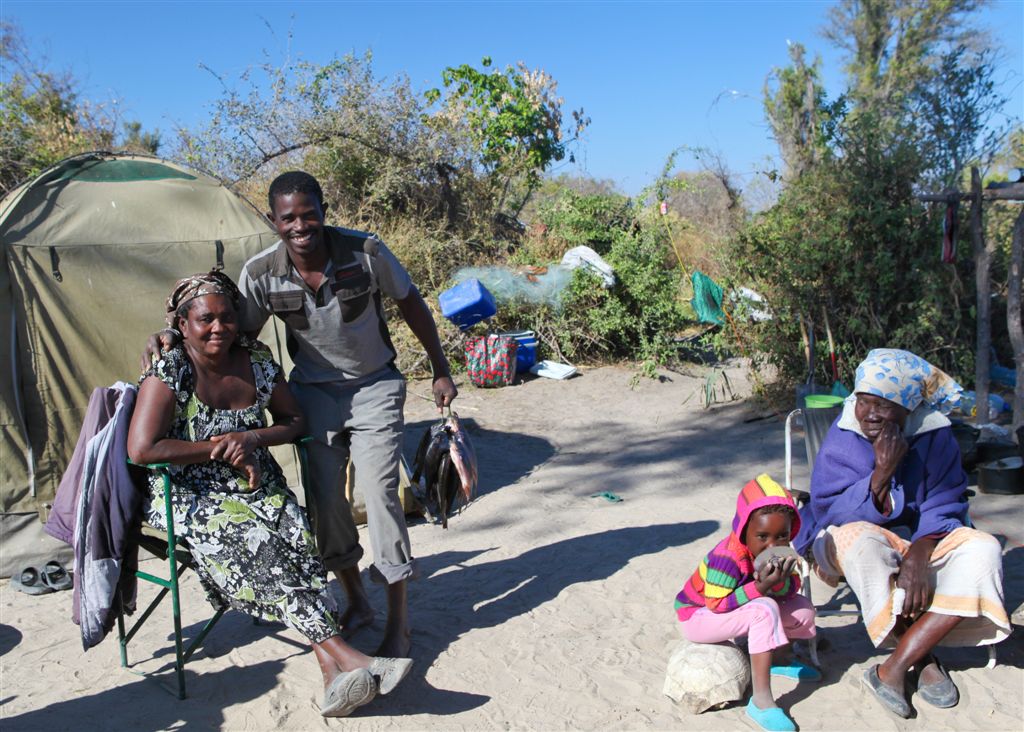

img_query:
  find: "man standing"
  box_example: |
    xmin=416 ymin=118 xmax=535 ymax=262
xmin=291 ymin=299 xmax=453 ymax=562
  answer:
xmin=232 ymin=171 xmax=455 ymax=656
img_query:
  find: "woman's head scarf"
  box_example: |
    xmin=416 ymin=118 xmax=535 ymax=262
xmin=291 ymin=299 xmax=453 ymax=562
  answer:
xmin=854 ymin=348 xmax=962 ymax=415
xmin=165 ymin=270 xmax=242 ymax=327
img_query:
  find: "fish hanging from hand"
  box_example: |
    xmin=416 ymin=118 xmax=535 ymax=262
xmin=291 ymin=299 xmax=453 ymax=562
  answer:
xmin=410 ymin=412 xmax=479 ymax=528
xmin=445 ymin=412 xmax=478 ymax=503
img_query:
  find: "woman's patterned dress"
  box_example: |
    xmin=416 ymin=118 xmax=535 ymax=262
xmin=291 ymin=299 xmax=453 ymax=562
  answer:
xmin=144 ymin=342 xmax=339 ymax=644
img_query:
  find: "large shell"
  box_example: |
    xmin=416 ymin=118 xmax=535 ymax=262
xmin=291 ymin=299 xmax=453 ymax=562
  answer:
xmin=663 ymin=638 xmax=750 ymax=714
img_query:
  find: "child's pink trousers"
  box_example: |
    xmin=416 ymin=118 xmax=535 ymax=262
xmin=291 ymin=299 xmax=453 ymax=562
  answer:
xmin=678 ymin=595 xmax=816 ymax=655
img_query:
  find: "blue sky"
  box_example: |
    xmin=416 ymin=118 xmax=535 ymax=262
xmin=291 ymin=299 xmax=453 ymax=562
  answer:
xmin=5 ymin=0 xmax=1022 ymax=195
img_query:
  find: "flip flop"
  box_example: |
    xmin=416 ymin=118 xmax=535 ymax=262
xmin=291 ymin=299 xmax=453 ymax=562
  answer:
xmin=589 ymin=492 xmax=623 ymax=503
xmin=915 ymin=656 xmax=959 ymax=708
xmin=10 ymin=567 xmax=54 ymax=596
xmin=745 ymin=699 xmax=796 ymax=731
xmin=40 ymin=561 xmax=72 ymax=591
xmin=862 ymin=665 xmax=911 ymax=718
xmin=320 ymin=668 xmax=377 ymax=717
xmin=771 ymin=660 xmax=822 ymax=681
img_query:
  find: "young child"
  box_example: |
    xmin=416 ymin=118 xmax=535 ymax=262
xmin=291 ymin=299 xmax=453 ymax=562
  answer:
xmin=674 ymin=474 xmax=819 ymax=732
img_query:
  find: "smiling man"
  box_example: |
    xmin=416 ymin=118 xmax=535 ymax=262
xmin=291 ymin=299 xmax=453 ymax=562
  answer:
xmin=236 ymin=171 xmax=456 ymax=659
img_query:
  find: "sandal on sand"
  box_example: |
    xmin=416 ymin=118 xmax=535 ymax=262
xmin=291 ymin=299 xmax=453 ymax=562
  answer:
xmin=771 ymin=660 xmax=822 ymax=681
xmin=745 ymin=699 xmax=796 ymax=732
xmin=862 ymin=665 xmax=911 ymax=718
xmin=321 ymin=668 xmax=377 ymax=718
xmin=41 ymin=561 xmax=72 ymax=591
xmin=915 ymin=657 xmax=959 ymax=708
xmin=10 ymin=567 xmax=54 ymax=596
xmin=368 ymin=657 xmax=413 ymax=695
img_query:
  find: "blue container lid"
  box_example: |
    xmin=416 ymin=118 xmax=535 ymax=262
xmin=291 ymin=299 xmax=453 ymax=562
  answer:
xmin=438 ymin=279 xmax=497 ymax=330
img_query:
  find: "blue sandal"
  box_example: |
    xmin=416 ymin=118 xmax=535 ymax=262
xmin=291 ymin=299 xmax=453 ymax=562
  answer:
xmin=745 ymin=699 xmax=796 ymax=732
xmin=10 ymin=567 xmax=54 ymax=596
xmin=771 ymin=660 xmax=822 ymax=681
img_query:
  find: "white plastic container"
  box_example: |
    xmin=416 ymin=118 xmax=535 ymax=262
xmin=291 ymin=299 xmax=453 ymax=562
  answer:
xmin=530 ymin=360 xmax=578 ymax=380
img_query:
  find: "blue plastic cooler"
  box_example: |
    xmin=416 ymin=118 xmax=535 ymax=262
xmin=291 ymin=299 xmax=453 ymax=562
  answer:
xmin=499 ymin=330 xmax=538 ymax=372
xmin=438 ymin=279 xmax=497 ymax=330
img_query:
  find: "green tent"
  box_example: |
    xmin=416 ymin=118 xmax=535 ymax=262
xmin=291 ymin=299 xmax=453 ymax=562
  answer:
xmin=0 ymin=152 xmax=290 ymax=578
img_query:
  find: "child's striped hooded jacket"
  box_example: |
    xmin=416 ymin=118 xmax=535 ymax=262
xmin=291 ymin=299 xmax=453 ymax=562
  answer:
xmin=675 ymin=473 xmax=802 ymax=621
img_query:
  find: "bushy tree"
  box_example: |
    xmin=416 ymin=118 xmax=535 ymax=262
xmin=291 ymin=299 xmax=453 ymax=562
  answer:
xmin=824 ymin=0 xmax=987 ymax=123
xmin=1 ymin=22 xmax=92 ymax=194
xmin=176 ymin=52 xmax=448 ymax=225
xmin=0 ymin=21 xmax=159 ymax=196
xmin=733 ymin=115 xmax=970 ymax=383
xmin=731 ymin=0 xmax=1013 ymax=391
xmin=176 ymin=51 xmax=586 ymax=241
xmin=426 ymin=57 xmax=589 ymax=218
xmin=763 ymin=43 xmax=834 ymax=182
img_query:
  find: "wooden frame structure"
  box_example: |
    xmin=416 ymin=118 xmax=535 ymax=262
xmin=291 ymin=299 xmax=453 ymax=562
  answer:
xmin=917 ymin=167 xmax=1024 ymax=435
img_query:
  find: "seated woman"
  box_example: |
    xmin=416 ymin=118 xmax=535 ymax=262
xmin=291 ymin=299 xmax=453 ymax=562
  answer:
xmin=794 ymin=348 xmax=1010 ymax=719
xmin=127 ymin=271 xmax=411 ymax=717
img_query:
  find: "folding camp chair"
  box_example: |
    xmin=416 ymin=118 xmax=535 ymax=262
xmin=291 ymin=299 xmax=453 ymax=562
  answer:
xmin=115 ymin=461 xmax=219 ymax=699
xmin=784 ymin=405 xmax=853 ymax=667
xmin=116 ymin=438 xmax=315 ymax=699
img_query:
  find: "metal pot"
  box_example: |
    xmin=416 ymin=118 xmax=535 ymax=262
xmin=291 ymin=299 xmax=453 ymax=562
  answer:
xmin=977 ymin=456 xmax=1024 ymax=495
xmin=976 ymin=440 xmax=1019 ymax=464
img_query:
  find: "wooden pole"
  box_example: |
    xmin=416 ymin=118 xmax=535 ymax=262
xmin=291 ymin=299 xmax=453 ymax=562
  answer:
xmin=917 ymin=177 xmax=1024 ymax=428
xmin=1008 ymin=208 xmax=1024 ymax=436
xmin=971 ymin=167 xmax=992 ymax=424
xmin=916 ymin=182 xmax=1024 ymax=202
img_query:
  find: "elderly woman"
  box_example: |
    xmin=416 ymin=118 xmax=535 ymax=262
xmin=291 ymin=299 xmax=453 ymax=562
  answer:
xmin=794 ymin=349 xmax=1010 ymax=719
xmin=127 ymin=271 xmax=411 ymax=717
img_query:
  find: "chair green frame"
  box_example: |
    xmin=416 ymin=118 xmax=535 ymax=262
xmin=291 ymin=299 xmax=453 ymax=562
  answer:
xmin=116 ymin=461 xmax=223 ymax=699
xmin=116 ymin=438 xmax=315 ymax=699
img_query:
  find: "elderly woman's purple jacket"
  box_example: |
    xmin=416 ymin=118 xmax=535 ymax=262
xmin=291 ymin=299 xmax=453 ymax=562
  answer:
xmin=794 ymin=407 xmax=969 ymax=555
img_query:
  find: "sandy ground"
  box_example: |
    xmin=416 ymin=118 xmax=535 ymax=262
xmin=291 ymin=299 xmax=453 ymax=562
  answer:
xmin=2 ymin=362 xmax=1022 ymax=731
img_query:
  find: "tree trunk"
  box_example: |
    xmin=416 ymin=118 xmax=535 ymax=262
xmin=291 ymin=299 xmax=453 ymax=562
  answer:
xmin=971 ymin=167 xmax=991 ymax=425
xmin=1008 ymin=208 xmax=1024 ymax=437
xmin=435 ymin=163 xmax=458 ymax=231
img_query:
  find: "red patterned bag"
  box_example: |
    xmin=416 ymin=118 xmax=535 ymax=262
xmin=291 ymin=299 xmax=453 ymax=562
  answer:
xmin=464 ymin=334 xmax=518 ymax=387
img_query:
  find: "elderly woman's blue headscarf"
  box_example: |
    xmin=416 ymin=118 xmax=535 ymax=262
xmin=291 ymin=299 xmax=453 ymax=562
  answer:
xmin=854 ymin=348 xmax=962 ymax=415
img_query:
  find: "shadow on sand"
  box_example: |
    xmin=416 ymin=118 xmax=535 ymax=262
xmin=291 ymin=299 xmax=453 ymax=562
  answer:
xmin=371 ymin=520 xmax=718 ymax=713
xmin=0 ymin=623 xmax=23 ymax=658
xmin=2 ymin=659 xmax=287 ymax=731
xmin=403 ymin=417 xmax=556 ymax=502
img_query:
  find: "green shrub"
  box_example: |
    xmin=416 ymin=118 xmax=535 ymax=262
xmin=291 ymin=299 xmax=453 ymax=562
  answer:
xmin=533 ymin=188 xmax=632 ymax=255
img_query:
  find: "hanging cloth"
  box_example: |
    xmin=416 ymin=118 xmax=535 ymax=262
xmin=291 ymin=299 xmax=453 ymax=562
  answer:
xmin=690 ymin=271 xmax=726 ymax=326
xmin=941 ymin=201 xmax=959 ymax=264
